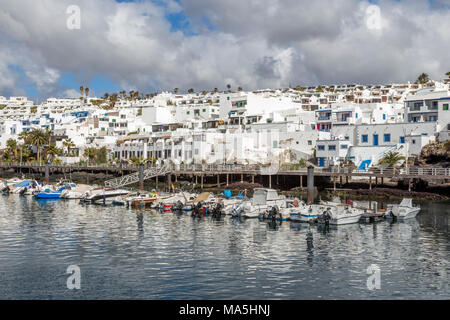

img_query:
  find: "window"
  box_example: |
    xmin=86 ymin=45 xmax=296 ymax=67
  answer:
xmin=328 ymin=145 xmax=336 ymax=151
xmin=355 ymin=113 xmax=358 ymax=118
xmin=308 ymin=140 xmax=312 ymax=145
xmin=273 ymin=141 xmax=278 ymax=148
xmin=202 ymin=109 xmax=206 ymax=112
xmin=212 ymin=109 xmax=215 ymax=112
xmin=345 ymin=136 xmax=349 ymax=140
xmin=412 ymin=140 xmax=416 ymax=144
xmin=187 ymin=111 xmax=190 ymax=115
xmin=318 ymin=145 xmax=325 ymax=151
xmin=400 ymin=136 xmax=405 ymax=143
xmin=341 ymin=144 xmax=348 ymax=149
xmin=444 ymin=104 xmax=449 ymax=111
xmin=382 ymin=114 xmax=386 ymax=120
xmin=362 ymin=135 xmax=368 ymax=143
xmin=384 ymin=134 xmax=391 ymax=142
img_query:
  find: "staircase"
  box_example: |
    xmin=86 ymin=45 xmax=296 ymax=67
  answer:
xmin=104 ymin=164 xmax=172 ymax=188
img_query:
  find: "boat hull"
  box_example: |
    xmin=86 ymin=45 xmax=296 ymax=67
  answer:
xmin=34 ymin=193 xmax=61 ymax=199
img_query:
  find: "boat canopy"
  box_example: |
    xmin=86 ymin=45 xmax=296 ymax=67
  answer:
xmin=253 ymin=188 xmax=280 ymax=205
xmin=13 ymin=180 xmax=33 ymax=188
xmin=399 ymin=199 xmax=413 ymax=207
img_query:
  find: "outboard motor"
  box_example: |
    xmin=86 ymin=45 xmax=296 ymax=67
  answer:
xmin=232 ymin=202 xmax=244 ymax=218
xmin=267 ymin=205 xmax=280 ymax=222
xmin=1 ymin=180 xmax=9 ymax=194
xmin=211 ymin=202 xmax=224 ymax=218
xmin=19 ymin=187 xmax=27 ymax=196
xmin=318 ymin=208 xmax=332 ymax=226
xmin=172 ymin=200 xmax=184 ymax=212
xmin=192 ymin=201 xmax=204 ymax=218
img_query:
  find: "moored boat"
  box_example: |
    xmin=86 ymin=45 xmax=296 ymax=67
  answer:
xmin=385 ymin=198 xmax=421 ymax=220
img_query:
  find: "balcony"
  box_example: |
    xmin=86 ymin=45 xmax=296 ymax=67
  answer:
xmin=317 ymin=116 xmax=331 ymax=121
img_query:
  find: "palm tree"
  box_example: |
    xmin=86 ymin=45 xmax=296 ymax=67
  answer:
xmin=226 ymin=84 xmax=231 ymax=92
xmin=130 ymin=156 xmax=144 ymax=165
xmin=103 ymin=93 xmax=109 ymax=100
xmin=46 ymin=144 xmax=61 ymax=161
xmin=62 ymin=138 xmax=75 ymax=156
xmin=45 ymin=128 xmax=52 ymax=145
xmin=6 ymin=139 xmax=18 ymax=160
xmin=18 ymin=131 xmax=30 ymax=144
xmin=109 ymin=93 xmax=118 ymax=108
xmin=83 ymin=147 xmax=97 ymax=165
xmin=174 ymin=88 xmax=179 ymax=94
xmin=378 ymin=151 xmax=406 ymax=168
xmin=213 ymin=88 xmax=218 ymax=93
xmin=18 ymin=144 xmax=31 ymax=163
xmin=80 ymin=86 xmax=84 ymax=97
xmin=237 ymin=86 xmax=243 ymax=92
xmin=29 ymin=129 xmax=48 ymax=164
xmin=446 ymin=71 xmax=450 ymax=78
xmin=85 ymin=87 xmax=89 ymax=97
xmin=188 ymin=88 xmax=194 ymax=94
xmin=415 ymin=73 xmax=430 ymax=84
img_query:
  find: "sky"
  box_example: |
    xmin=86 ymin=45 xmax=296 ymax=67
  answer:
xmin=0 ymin=0 xmax=450 ymax=101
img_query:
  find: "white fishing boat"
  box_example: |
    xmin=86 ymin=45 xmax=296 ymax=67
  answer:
xmin=10 ymin=179 xmax=40 ymax=195
xmin=232 ymin=188 xmax=286 ymax=218
xmin=316 ymin=204 xmax=363 ymax=225
xmin=385 ymin=199 xmax=421 ymax=220
xmin=290 ymin=204 xmax=320 ymax=223
xmin=81 ymin=187 xmax=130 ymax=203
xmin=60 ymin=183 xmax=94 ymax=199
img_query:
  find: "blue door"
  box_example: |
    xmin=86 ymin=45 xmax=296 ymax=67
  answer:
xmin=373 ymin=134 xmax=378 ymax=146
xmin=319 ymin=158 xmax=325 ymax=167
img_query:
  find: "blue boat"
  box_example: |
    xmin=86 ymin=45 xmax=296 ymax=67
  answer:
xmin=34 ymin=186 xmax=66 ymax=199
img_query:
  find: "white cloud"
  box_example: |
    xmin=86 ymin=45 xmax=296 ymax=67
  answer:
xmin=0 ymin=0 xmax=449 ymax=98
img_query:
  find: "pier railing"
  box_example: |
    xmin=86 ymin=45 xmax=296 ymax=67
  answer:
xmin=1 ymin=162 xmax=449 ymax=178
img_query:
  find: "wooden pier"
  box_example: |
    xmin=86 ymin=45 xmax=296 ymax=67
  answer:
xmin=1 ymin=162 xmax=449 ymax=190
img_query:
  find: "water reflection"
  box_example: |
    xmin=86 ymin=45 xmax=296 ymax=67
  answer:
xmin=0 ymin=195 xmax=448 ymax=299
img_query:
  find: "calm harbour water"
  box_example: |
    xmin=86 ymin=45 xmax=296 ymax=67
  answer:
xmin=0 ymin=194 xmax=448 ymax=299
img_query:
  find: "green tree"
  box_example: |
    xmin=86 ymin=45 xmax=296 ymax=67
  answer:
xmin=6 ymin=139 xmax=18 ymax=160
xmin=18 ymin=131 xmax=30 ymax=145
xmin=130 ymin=156 xmax=144 ymax=165
xmin=29 ymin=129 xmax=48 ymax=164
xmin=237 ymin=86 xmax=243 ymax=92
xmin=446 ymin=71 xmax=450 ymax=78
xmin=83 ymin=147 xmax=97 ymax=165
xmin=96 ymin=146 xmax=108 ymax=164
xmin=415 ymin=73 xmax=430 ymax=84
xmin=377 ymin=151 xmax=406 ymax=168
xmin=174 ymin=88 xmax=179 ymax=94
xmin=63 ymin=138 xmax=75 ymax=156
xmin=226 ymin=84 xmax=231 ymax=92
xmin=188 ymin=88 xmax=194 ymax=94
xmin=18 ymin=144 xmax=32 ymax=163
xmin=45 ymin=144 xmax=61 ymax=161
